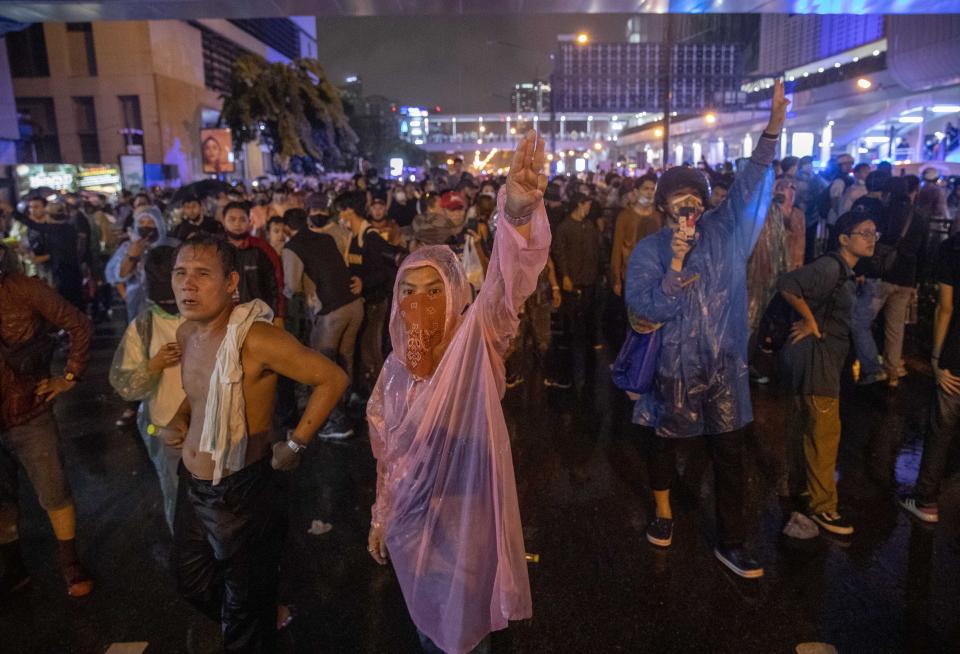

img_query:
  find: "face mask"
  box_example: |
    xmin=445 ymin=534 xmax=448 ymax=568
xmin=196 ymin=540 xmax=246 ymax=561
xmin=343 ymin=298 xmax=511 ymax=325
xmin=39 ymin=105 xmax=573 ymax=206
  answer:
xmin=636 ymin=196 xmax=653 ymax=207
xmin=139 ymin=227 xmax=159 ymax=242
xmin=399 ymin=292 xmax=446 ymax=378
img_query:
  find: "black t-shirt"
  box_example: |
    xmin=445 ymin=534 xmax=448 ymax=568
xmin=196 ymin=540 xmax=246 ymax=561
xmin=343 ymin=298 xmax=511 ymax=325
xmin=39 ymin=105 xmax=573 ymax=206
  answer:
xmin=388 ymin=200 xmax=418 ymax=228
xmin=936 ymin=234 xmax=960 ymax=373
xmin=284 ymin=230 xmax=355 ymax=315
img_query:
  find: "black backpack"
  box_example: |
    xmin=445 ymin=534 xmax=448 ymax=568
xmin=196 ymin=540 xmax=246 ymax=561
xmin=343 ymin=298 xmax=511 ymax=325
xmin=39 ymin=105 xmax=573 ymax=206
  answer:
xmin=757 ymin=253 xmax=847 ymax=354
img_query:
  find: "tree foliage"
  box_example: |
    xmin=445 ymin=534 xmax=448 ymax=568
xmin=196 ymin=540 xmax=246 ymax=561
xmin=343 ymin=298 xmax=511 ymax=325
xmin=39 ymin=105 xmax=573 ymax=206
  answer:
xmin=220 ymin=54 xmax=358 ymax=171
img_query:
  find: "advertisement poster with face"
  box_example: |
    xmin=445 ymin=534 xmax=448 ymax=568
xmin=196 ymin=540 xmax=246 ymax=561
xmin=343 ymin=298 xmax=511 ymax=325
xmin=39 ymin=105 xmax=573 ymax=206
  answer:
xmin=200 ymin=128 xmax=235 ymax=174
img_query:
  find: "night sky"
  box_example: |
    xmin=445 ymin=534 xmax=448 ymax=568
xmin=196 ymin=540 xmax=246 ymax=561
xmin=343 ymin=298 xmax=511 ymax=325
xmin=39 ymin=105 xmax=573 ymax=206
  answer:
xmin=313 ymin=14 xmax=632 ymax=115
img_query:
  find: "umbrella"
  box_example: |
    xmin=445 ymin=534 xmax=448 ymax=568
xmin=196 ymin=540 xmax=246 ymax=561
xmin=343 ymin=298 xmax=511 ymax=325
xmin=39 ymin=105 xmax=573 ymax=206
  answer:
xmin=171 ymin=179 xmax=233 ymax=205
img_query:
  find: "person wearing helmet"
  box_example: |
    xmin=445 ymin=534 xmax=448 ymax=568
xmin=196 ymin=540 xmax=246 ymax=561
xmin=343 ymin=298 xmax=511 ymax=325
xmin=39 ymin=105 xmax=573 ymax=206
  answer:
xmin=624 ymin=80 xmax=790 ymax=579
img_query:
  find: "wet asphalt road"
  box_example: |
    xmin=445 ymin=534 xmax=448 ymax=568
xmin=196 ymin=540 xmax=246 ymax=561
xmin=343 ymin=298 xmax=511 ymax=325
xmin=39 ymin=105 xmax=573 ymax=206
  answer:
xmin=1 ymin=317 xmax=959 ymax=654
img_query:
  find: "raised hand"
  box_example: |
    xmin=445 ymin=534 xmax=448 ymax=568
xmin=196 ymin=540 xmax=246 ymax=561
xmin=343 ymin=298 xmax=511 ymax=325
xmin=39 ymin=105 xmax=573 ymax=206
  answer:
xmin=505 ymin=130 xmax=547 ymax=220
xmin=766 ymin=78 xmax=790 ymax=134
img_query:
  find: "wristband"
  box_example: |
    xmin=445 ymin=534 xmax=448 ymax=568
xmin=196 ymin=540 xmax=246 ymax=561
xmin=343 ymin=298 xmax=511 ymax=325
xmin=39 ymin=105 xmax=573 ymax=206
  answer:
xmin=64 ymin=371 xmax=77 ymax=383
xmin=286 ymin=429 xmax=306 ymax=453
xmin=761 ymin=130 xmax=779 ymax=140
xmin=551 ymin=285 xmax=560 ymax=291
xmin=501 ymin=208 xmax=534 ymax=227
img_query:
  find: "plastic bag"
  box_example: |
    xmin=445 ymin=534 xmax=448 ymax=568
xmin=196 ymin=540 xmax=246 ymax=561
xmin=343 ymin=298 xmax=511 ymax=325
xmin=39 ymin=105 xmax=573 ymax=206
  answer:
xmin=462 ymin=235 xmax=484 ymax=291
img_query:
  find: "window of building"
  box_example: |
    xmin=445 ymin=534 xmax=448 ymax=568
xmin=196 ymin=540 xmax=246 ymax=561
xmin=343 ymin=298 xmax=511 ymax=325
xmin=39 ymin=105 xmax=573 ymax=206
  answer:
xmin=73 ymin=97 xmax=100 ymax=162
xmin=66 ymin=23 xmax=97 ymax=76
xmin=6 ymin=24 xmax=50 ymax=77
xmin=16 ymin=97 xmax=61 ymax=163
xmin=195 ymin=23 xmax=250 ymax=94
xmin=118 ymin=95 xmax=144 ymax=155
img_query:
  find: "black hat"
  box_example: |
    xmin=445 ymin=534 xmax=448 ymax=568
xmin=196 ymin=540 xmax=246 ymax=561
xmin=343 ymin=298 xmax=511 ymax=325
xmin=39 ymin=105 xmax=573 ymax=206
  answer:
xmin=654 ymin=166 xmax=710 ymax=211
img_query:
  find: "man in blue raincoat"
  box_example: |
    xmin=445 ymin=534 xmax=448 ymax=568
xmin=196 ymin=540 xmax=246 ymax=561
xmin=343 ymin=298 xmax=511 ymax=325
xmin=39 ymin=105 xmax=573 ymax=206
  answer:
xmin=625 ymin=80 xmax=789 ymax=579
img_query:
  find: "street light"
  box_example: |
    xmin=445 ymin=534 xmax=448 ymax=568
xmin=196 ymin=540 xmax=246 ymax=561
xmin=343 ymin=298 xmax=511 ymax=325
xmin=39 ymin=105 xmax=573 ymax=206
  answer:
xmin=856 ymin=78 xmax=872 ymax=90
xmin=705 ymin=112 xmax=717 ymax=125
xmin=654 ymin=127 xmax=664 ymax=137
xmin=576 ymin=33 xmax=589 ymax=45
xmin=594 ymin=142 xmax=603 ymax=150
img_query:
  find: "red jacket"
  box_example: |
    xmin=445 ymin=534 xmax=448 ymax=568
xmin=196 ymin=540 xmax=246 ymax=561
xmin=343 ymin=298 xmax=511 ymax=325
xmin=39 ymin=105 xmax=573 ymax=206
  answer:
xmin=0 ymin=273 xmax=92 ymax=430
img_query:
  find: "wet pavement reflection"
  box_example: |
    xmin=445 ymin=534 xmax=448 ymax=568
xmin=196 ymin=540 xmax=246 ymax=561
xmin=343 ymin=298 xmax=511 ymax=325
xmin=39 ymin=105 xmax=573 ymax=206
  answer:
xmin=1 ymin=320 xmax=958 ymax=653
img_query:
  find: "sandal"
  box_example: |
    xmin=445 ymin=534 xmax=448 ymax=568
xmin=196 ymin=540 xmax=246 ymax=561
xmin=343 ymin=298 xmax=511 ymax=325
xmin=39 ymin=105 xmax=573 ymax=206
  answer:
xmin=64 ymin=563 xmax=93 ymax=597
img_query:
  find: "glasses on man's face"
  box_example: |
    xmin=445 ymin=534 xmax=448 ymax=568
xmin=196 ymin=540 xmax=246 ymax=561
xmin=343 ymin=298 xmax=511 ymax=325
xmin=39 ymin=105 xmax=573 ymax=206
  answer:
xmin=850 ymin=230 xmax=880 ymax=241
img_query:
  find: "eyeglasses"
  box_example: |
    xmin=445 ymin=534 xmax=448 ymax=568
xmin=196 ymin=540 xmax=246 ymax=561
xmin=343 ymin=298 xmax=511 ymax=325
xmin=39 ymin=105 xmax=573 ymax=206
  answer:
xmin=849 ymin=230 xmax=881 ymax=240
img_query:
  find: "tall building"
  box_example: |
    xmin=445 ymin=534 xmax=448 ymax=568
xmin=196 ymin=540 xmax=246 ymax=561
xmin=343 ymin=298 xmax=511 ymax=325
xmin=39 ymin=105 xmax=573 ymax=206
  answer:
xmin=2 ymin=18 xmax=314 ymax=185
xmin=510 ymin=81 xmax=551 ymax=114
xmin=551 ymin=39 xmax=743 ymax=114
xmin=627 ymin=14 xmax=760 ymax=71
xmin=755 ymin=14 xmax=883 ymax=75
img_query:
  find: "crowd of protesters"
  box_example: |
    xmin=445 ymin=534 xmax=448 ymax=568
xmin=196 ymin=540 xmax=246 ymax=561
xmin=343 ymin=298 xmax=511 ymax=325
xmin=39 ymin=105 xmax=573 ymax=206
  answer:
xmin=1 ymin=88 xmax=960 ymax=651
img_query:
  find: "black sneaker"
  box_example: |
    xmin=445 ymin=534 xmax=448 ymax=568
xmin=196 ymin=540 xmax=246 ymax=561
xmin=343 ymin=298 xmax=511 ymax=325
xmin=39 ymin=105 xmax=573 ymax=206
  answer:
xmin=713 ymin=545 xmax=764 ymax=579
xmin=646 ymin=517 xmax=673 ymax=547
xmin=316 ymin=416 xmax=355 ymax=441
xmin=810 ymin=511 xmax=854 ymax=535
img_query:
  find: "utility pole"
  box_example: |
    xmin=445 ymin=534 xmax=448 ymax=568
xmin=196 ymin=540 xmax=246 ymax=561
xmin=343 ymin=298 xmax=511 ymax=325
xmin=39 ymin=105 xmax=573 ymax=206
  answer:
xmin=661 ymin=14 xmax=674 ymax=167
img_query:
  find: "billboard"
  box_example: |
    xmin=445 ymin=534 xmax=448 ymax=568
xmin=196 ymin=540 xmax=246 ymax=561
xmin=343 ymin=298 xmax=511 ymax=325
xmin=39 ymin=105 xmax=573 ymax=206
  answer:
xmin=119 ymin=154 xmax=145 ymax=191
xmin=14 ymin=164 xmax=76 ymax=198
xmin=77 ymin=164 xmax=121 ymax=194
xmin=200 ymin=128 xmax=235 ymax=174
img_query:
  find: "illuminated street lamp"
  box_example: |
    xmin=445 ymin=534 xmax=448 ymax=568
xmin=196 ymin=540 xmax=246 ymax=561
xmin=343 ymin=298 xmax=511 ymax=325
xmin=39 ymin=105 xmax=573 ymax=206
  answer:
xmin=704 ymin=112 xmax=717 ymax=125
xmin=856 ymin=78 xmax=872 ymax=90
xmin=593 ymin=142 xmax=603 ymax=150
xmin=567 ymin=149 xmax=575 ymax=156
xmin=509 ymin=127 xmax=517 ymax=135
xmin=654 ymin=127 xmax=664 ymax=137
xmin=576 ymin=33 xmax=589 ymax=45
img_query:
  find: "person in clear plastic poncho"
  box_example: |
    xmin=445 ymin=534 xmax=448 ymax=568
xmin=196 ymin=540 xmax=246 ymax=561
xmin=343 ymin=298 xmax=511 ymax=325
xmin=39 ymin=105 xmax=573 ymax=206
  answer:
xmin=366 ymin=131 xmax=550 ymax=654
xmin=624 ymin=81 xmax=789 ymax=579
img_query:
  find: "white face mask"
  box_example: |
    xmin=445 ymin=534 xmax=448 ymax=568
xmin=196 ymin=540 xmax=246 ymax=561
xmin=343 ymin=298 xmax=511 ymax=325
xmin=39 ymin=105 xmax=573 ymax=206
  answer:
xmin=636 ymin=196 xmax=653 ymax=207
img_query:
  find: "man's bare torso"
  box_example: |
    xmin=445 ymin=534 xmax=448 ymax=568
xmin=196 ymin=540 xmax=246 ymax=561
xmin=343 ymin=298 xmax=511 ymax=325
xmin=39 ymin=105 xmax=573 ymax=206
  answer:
xmin=178 ymin=319 xmax=278 ymax=480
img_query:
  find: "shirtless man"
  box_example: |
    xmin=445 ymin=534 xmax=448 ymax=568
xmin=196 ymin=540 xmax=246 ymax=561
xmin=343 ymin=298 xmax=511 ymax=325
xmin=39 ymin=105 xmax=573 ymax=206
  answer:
xmin=160 ymin=235 xmax=347 ymax=653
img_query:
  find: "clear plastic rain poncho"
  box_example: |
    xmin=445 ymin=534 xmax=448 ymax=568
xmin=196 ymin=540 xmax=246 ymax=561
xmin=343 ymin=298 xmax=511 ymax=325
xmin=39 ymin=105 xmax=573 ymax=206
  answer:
xmin=625 ymin=137 xmax=776 ymax=439
xmin=746 ymin=200 xmax=789 ymax=334
xmin=105 ymin=207 xmax=178 ymax=321
xmin=367 ymin=188 xmax=549 ymax=653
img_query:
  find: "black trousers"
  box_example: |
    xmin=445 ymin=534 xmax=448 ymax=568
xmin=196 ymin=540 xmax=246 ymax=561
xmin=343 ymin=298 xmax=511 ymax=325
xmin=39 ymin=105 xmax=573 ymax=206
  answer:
xmin=548 ymin=284 xmax=598 ymax=385
xmin=174 ymin=459 xmax=285 ymax=653
xmin=646 ymin=430 xmax=746 ymax=548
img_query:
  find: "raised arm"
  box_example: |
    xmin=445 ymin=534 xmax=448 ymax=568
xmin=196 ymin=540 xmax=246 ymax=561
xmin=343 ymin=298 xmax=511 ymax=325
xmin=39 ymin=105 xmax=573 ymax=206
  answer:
xmin=475 ymin=131 xmax=551 ymax=358
xmin=711 ymin=79 xmax=789 ymax=258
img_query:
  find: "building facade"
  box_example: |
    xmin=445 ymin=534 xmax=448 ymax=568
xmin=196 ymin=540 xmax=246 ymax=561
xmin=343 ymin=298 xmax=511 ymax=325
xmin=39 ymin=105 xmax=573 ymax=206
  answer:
xmin=550 ymin=39 xmax=743 ymax=114
xmin=4 ymin=17 xmax=314 ymax=186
